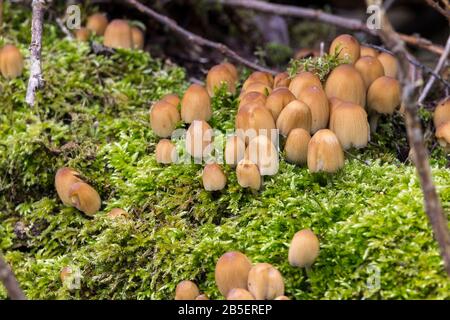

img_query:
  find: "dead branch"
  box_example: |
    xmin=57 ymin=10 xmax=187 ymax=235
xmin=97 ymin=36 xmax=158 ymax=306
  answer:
xmin=0 ymin=255 xmax=26 ymax=300
xmin=424 ymin=0 xmax=450 ymax=21
xmin=215 ymin=0 xmax=445 ymax=56
xmin=121 ymin=0 xmax=276 ymax=75
xmin=369 ymin=0 xmax=450 ymax=276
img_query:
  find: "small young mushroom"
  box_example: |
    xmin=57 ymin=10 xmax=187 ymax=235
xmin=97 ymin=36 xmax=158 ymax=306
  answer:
xmin=329 ymin=34 xmax=360 ymax=64
xmin=0 ymin=44 xmax=24 ymax=79
xmin=220 ymin=62 xmax=238 ymax=81
xmin=246 ymin=135 xmax=279 ymax=176
xmin=103 ymin=19 xmax=133 ymax=49
xmin=55 ymin=167 xmax=83 ymax=206
xmin=215 ymin=251 xmax=252 ymax=297
xmin=60 ymin=266 xmax=73 ymax=284
xmin=242 ymin=71 xmax=274 ymax=91
xmin=181 ymin=84 xmax=212 ymax=123
xmin=86 ymin=13 xmax=108 ymax=36
xmin=355 ymin=56 xmax=385 ymax=89
xmin=206 ymin=64 xmax=237 ymax=96
xmin=329 ymin=102 xmax=370 ymax=149
xmin=238 ymin=91 xmax=267 ymax=111
xmin=175 ymin=280 xmax=200 ymax=300
xmin=227 ymin=288 xmax=255 ymax=300
xmin=236 ymin=159 xmax=262 ymax=190
xmin=276 ymin=100 xmax=312 ymax=136
xmin=288 ymin=229 xmax=320 ymax=268
xmin=360 ymin=45 xmax=378 ymax=58
xmin=236 ymin=103 xmax=276 ymax=143
xmin=325 ymin=64 xmax=366 ymax=107
xmin=288 ymin=71 xmax=322 ymax=99
xmin=202 ymin=163 xmax=227 ymax=191
xmin=107 ymin=208 xmax=128 ymax=219
xmin=150 ymin=100 xmax=180 ymax=138
xmin=284 ymin=128 xmax=311 ymax=165
xmin=161 ymin=93 xmax=180 ymax=107
xmin=377 ymin=52 xmax=399 ymax=78
xmin=225 ymin=135 xmax=245 ymax=167
xmin=185 ymin=120 xmax=213 ymax=159
xmin=131 ymin=26 xmax=145 ymax=50
xmin=156 ymin=139 xmax=178 ymax=164
xmin=74 ymin=27 xmax=91 ymax=42
xmin=247 ymin=263 xmax=285 ymax=300
xmin=298 ymin=85 xmax=329 ymax=133
xmin=433 ymin=97 xmax=450 ymax=128
xmin=307 ymin=129 xmax=345 ymax=173
xmin=273 ymin=72 xmax=291 ymax=88
xmin=265 ymin=87 xmax=296 ymax=121
xmin=436 ymin=122 xmax=450 ymax=152
xmin=68 ymin=181 xmax=101 ymax=216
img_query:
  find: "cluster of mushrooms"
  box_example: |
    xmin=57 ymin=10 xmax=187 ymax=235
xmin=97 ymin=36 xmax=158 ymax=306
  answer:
xmin=74 ymin=13 xmax=145 ymax=50
xmin=175 ymin=229 xmax=319 ymax=300
xmin=0 ymin=43 xmax=24 ymax=79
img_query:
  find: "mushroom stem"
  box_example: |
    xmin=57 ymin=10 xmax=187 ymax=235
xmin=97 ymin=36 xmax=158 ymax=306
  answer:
xmin=369 ymin=112 xmax=381 ymax=134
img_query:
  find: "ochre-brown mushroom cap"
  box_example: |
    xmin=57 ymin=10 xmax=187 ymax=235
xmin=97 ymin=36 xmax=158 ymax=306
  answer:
xmin=202 ymin=163 xmax=227 ymax=191
xmin=0 ymin=44 xmax=24 ymax=79
xmin=276 ymin=100 xmax=312 ymax=136
xmin=185 ymin=120 xmax=213 ymax=159
xmin=355 ymin=56 xmax=385 ymax=89
xmin=75 ymin=27 xmax=91 ymax=42
xmin=215 ymin=251 xmax=252 ymax=297
xmin=284 ymin=128 xmax=311 ymax=165
xmin=329 ymin=34 xmax=360 ymax=64
xmin=156 ymin=139 xmax=178 ymax=164
xmin=246 ymin=135 xmax=279 ymax=176
xmin=265 ymin=87 xmax=296 ymax=121
xmin=55 ymin=167 xmax=83 ymax=206
xmin=367 ymin=76 xmax=401 ymax=115
xmin=181 ymin=84 xmax=212 ymax=123
xmin=175 ymin=280 xmax=200 ymax=300
xmin=225 ymin=135 xmax=246 ymax=167
xmin=150 ymin=100 xmax=180 ymax=138
xmin=288 ymin=229 xmax=320 ymax=268
xmin=436 ymin=122 xmax=450 ymax=151
xmin=236 ymin=103 xmax=276 ymax=143
xmin=288 ymin=71 xmax=322 ymax=99
xmin=273 ymin=72 xmax=291 ymax=88
xmin=298 ymin=85 xmax=330 ymax=133
xmin=307 ymin=129 xmax=345 ymax=173
xmin=86 ymin=13 xmax=108 ymax=36
xmin=68 ymin=181 xmax=101 ymax=216
xmin=377 ymin=52 xmax=399 ymax=78
xmin=226 ymin=288 xmax=255 ymax=300
xmin=239 ymin=91 xmax=267 ymax=111
xmin=236 ymin=159 xmax=262 ymax=190
xmin=325 ymin=64 xmax=366 ymax=107
xmin=360 ymin=45 xmax=379 ymax=58
xmin=433 ymin=97 xmax=450 ymax=128
xmin=131 ymin=27 xmax=145 ymax=50
xmin=242 ymin=71 xmax=274 ymax=91
xmin=103 ymin=19 xmax=133 ymax=49
xmin=247 ymin=263 xmax=285 ymax=300
xmin=206 ymin=64 xmax=237 ymax=96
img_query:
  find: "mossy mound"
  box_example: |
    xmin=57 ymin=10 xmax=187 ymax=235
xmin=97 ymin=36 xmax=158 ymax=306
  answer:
xmin=0 ymin=5 xmax=449 ymax=300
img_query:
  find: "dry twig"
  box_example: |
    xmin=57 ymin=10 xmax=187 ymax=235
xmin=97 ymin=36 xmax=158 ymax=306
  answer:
xmin=0 ymin=255 xmax=26 ymax=300
xmin=424 ymin=0 xmax=450 ymax=21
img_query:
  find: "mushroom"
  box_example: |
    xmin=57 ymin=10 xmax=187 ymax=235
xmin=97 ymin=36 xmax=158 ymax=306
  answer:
xmin=236 ymin=103 xmax=276 ymax=143
xmin=377 ymin=52 xmax=398 ymax=78
xmin=329 ymin=102 xmax=370 ymax=149
xmin=74 ymin=27 xmax=91 ymax=42
xmin=225 ymin=135 xmax=245 ymax=167
xmin=206 ymin=64 xmax=237 ymax=96
xmin=195 ymin=294 xmax=209 ymax=300
xmin=215 ymin=251 xmax=252 ymax=297
xmin=265 ymin=87 xmax=296 ymax=121
xmin=68 ymin=181 xmax=101 ymax=216
xmin=60 ymin=266 xmax=73 ymax=284
xmin=202 ymin=163 xmax=227 ymax=191
xmin=155 ymin=139 xmax=178 ymax=164
xmin=433 ymin=97 xmax=450 ymax=128
xmin=236 ymin=159 xmax=262 ymax=190
xmin=436 ymin=122 xmax=450 ymax=152
xmin=324 ymin=64 xmax=366 ymax=107
xmin=366 ymin=76 xmax=401 ymax=132
xmin=86 ymin=13 xmax=108 ymax=36
xmin=246 ymin=135 xmax=279 ymax=176
xmin=181 ymin=84 xmax=212 ymax=123
xmin=242 ymin=82 xmax=272 ymax=96
xmin=242 ymin=71 xmax=274 ymax=91
xmin=355 ymin=56 xmax=385 ymax=89
xmin=329 ymin=34 xmax=360 ymax=64
xmin=274 ymin=296 xmax=290 ymax=300
xmin=238 ymin=91 xmax=267 ymax=111
xmin=227 ymin=288 xmax=255 ymax=300
xmin=103 ymin=19 xmax=133 ymax=49
xmin=284 ymin=128 xmax=311 ymax=165
xmin=328 ymin=97 xmax=344 ymax=123
xmin=107 ymin=208 xmax=128 ymax=219
xmin=288 ymin=71 xmax=322 ymax=100
xmin=0 ymin=44 xmax=24 ymax=79
xmin=175 ymin=280 xmax=200 ymax=300
xmin=131 ymin=26 xmax=145 ymax=50
xmin=288 ymin=229 xmax=320 ymax=268
xmin=276 ymin=100 xmax=312 ymax=136
xmin=161 ymin=93 xmax=180 ymax=107
xmin=185 ymin=120 xmax=213 ymax=159
xmin=55 ymin=167 xmax=83 ymax=206
xmin=273 ymin=72 xmax=291 ymax=88
xmin=150 ymin=100 xmax=180 ymax=138
xmin=360 ymin=45 xmax=378 ymax=58
xmin=307 ymin=129 xmax=345 ymax=173
xmin=247 ymin=263 xmax=284 ymax=300
xmin=298 ymin=85 xmax=329 ymax=133
xmin=220 ymin=62 xmax=238 ymax=81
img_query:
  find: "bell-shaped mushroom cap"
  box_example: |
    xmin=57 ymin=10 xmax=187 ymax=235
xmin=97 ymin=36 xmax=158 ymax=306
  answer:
xmin=103 ymin=19 xmax=133 ymax=49
xmin=328 ymin=97 xmax=344 ymax=122
xmin=367 ymin=76 xmax=401 ymax=114
xmin=55 ymin=167 xmax=82 ymax=206
xmin=242 ymin=71 xmax=274 ymax=91
xmin=246 ymin=135 xmax=279 ymax=176
xmin=86 ymin=13 xmax=108 ymax=36
xmin=275 ymin=295 xmax=290 ymax=300
xmin=215 ymin=251 xmax=252 ymax=297
xmin=220 ymin=62 xmax=238 ymax=81
xmin=247 ymin=263 xmax=285 ymax=300
xmin=156 ymin=139 xmax=178 ymax=164
xmin=60 ymin=266 xmax=73 ymax=284
xmin=161 ymin=93 xmax=180 ymax=107
xmin=360 ymin=45 xmax=378 ymax=58
xmin=225 ymin=135 xmax=245 ymax=167
xmin=227 ymin=288 xmax=255 ymax=300
xmin=329 ymin=102 xmax=370 ymax=149
xmin=329 ymin=34 xmax=360 ymax=64
xmin=242 ymin=82 xmax=272 ymax=96
xmin=433 ymin=97 xmax=450 ymax=128
xmin=377 ymin=52 xmax=398 ymax=78
xmin=195 ymin=294 xmax=209 ymax=300
xmin=107 ymin=208 xmax=128 ymax=219
xmin=355 ymin=56 xmax=385 ymax=88
xmin=0 ymin=44 xmax=24 ymax=79
xmin=307 ymin=129 xmax=345 ymax=173
xmin=206 ymin=64 xmax=237 ymax=96
xmin=181 ymin=84 xmax=212 ymax=123
xmin=265 ymin=87 xmax=296 ymax=121
xmin=436 ymin=122 xmax=450 ymax=151
xmin=276 ymin=100 xmax=312 ymax=136
xmin=325 ymin=64 xmax=366 ymax=107
xmin=273 ymin=72 xmax=291 ymax=88
xmin=236 ymin=103 xmax=276 ymax=143
xmin=75 ymin=27 xmax=91 ymax=41
xmin=298 ymin=85 xmax=329 ymax=133
xmin=68 ymin=181 xmax=101 ymax=216
xmin=288 ymin=71 xmax=322 ymax=99
xmin=284 ymin=128 xmax=311 ymax=165
xmin=236 ymin=159 xmax=262 ymax=190
xmin=131 ymin=26 xmax=145 ymax=50
xmin=202 ymin=163 xmax=227 ymax=191
xmin=150 ymin=100 xmax=180 ymax=138
xmin=175 ymin=280 xmax=200 ymax=300
xmin=238 ymin=91 xmax=267 ymax=111
xmin=288 ymin=229 xmax=320 ymax=268
xmin=185 ymin=120 xmax=213 ymax=159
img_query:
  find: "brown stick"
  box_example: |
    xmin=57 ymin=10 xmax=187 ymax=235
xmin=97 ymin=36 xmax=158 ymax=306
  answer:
xmin=424 ymin=0 xmax=450 ymax=20
xmin=0 ymin=255 xmax=26 ymax=300
xmin=369 ymin=0 xmax=450 ymax=276
xmin=215 ymin=0 xmax=445 ymax=56
xmin=121 ymin=0 xmax=276 ymax=75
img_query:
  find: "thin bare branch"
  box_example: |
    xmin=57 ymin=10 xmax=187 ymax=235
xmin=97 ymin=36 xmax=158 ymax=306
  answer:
xmin=424 ymin=0 xmax=450 ymax=21
xmin=0 ymin=255 xmax=26 ymax=300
